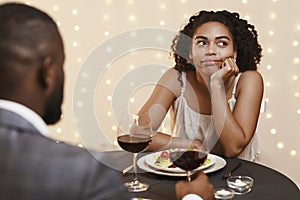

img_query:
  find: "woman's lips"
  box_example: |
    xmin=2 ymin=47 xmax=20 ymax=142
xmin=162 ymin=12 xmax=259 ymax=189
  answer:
xmin=201 ymin=60 xmax=222 ymax=66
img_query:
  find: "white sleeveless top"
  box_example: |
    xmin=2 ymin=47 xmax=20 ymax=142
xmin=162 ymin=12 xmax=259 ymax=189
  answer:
xmin=170 ymin=72 xmax=260 ymax=161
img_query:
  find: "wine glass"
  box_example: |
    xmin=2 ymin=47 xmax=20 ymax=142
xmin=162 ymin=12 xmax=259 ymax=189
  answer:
xmin=117 ymin=113 xmax=153 ymax=192
xmin=169 ymin=148 xmax=208 ymax=182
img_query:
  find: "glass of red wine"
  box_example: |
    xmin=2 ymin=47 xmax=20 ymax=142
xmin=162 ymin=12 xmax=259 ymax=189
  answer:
xmin=169 ymin=148 xmax=208 ymax=182
xmin=117 ymin=113 xmax=153 ymax=192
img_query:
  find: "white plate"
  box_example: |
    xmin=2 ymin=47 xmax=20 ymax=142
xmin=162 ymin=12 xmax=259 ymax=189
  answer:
xmin=137 ymin=154 xmax=226 ymax=176
xmin=144 ymin=151 xmax=216 ymax=173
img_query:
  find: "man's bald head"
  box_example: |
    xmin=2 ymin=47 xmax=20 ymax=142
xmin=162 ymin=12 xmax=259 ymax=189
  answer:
xmin=0 ymin=3 xmax=62 ymax=69
xmin=0 ymin=3 xmax=65 ymax=125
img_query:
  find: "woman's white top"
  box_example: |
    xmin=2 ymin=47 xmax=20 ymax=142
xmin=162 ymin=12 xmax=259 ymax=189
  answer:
xmin=170 ymin=72 xmax=260 ymax=161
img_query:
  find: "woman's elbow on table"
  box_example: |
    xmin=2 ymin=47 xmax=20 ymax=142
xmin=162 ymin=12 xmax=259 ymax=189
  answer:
xmin=222 ymin=146 xmax=244 ymax=158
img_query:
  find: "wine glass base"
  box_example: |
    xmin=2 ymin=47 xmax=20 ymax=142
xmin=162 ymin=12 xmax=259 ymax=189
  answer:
xmin=124 ymin=181 xmax=149 ymax=192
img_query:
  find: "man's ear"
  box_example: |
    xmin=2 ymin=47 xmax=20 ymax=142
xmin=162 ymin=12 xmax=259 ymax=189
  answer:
xmin=39 ymin=56 xmax=55 ymax=89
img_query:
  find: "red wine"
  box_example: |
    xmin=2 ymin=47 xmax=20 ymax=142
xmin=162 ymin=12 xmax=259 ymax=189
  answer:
xmin=117 ymin=134 xmax=151 ymax=153
xmin=170 ymin=150 xmax=207 ymax=171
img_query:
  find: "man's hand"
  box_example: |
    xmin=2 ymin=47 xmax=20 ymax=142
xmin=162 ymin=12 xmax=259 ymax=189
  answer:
xmin=175 ymin=171 xmax=214 ymax=200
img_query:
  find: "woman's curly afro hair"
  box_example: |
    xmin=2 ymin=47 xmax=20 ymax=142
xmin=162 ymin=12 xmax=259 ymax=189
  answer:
xmin=171 ymin=10 xmax=263 ymax=72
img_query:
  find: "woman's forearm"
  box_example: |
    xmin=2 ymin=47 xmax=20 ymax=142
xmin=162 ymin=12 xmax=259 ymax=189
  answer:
xmin=146 ymin=132 xmax=202 ymax=151
xmin=209 ymin=79 xmax=246 ymax=157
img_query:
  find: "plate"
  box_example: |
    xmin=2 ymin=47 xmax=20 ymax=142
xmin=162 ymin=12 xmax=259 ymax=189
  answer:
xmin=137 ymin=153 xmax=226 ymax=176
xmin=144 ymin=151 xmax=216 ymax=173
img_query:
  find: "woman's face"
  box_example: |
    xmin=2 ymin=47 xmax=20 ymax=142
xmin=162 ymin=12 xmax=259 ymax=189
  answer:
xmin=190 ymin=21 xmax=236 ymax=75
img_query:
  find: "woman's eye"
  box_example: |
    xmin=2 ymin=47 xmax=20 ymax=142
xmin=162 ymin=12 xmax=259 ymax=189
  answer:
xmin=196 ymin=40 xmax=206 ymax=46
xmin=217 ymin=41 xmax=228 ymax=47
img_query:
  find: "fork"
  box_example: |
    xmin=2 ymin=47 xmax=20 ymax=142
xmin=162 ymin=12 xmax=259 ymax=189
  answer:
xmin=222 ymin=162 xmax=241 ymax=179
xmin=122 ymin=165 xmax=134 ymax=174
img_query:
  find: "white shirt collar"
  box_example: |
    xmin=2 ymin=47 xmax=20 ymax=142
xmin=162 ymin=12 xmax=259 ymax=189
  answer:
xmin=0 ymin=99 xmax=49 ymax=137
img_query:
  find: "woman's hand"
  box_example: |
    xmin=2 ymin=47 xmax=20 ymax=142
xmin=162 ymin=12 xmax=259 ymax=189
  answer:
xmin=211 ymin=57 xmax=239 ymax=84
xmin=190 ymin=139 xmax=202 ymax=150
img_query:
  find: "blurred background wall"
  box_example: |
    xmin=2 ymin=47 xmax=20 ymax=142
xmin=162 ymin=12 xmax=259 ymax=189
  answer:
xmin=2 ymin=0 xmax=299 ymax=187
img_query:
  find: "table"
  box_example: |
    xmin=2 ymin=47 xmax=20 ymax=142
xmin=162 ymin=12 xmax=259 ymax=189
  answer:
xmin=107 ymin=151 xmax=300 ymax=200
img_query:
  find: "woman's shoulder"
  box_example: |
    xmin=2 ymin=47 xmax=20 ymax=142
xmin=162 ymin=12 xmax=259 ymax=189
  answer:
xmin=158 ymin=67 xmax=181 ymax=84
xmin=237 ymin=70 xmax=264 ymax=93
xmin=163 ymin=67 xmax=181 ymax=77
xmin=157 ymin=67 xmax=182 ymax=97
xmin=239 ymin=70 xmax=263 ymax=83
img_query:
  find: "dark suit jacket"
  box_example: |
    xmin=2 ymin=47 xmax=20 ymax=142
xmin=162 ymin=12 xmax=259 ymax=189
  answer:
xmin=0 ymin=108 xmax=130 ymax=200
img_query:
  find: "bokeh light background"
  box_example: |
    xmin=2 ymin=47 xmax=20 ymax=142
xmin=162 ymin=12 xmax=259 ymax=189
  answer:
xmin=3 ymin=0 xmax=299 ymax=187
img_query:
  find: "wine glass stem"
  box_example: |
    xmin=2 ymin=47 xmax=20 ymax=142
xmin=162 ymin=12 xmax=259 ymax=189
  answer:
xmin=133 ymin=152 xmax=138 ymax=183
xmin=187 ymin=170 xmax=192 ymax=182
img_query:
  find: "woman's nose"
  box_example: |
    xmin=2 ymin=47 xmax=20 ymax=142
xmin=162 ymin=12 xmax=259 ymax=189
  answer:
xmin=205 ymin=44 xmax=216 ymax=55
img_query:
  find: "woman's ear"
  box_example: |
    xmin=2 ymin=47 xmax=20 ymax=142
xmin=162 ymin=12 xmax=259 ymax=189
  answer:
xmin=188 ymin=50 xmax=193 ymax=64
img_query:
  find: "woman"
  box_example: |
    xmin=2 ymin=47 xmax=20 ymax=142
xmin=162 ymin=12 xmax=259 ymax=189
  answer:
xmin=138 ymin=10 xmax=263 ymax=161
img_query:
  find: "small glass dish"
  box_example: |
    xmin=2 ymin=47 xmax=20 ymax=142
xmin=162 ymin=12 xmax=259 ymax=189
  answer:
xmin=214 ymin=188 xmax=235 ymax=199
xmin=226 ymin=175 xmax=254 ymax=195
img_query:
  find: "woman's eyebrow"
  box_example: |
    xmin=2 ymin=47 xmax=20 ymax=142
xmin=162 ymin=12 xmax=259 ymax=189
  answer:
xmin=194 ymin=35 xmax=231 ymax=41
xmin=215 ymin=36 xmax=231 ymax=41
xmin=194 ymin=36 xmax=207 ymax=40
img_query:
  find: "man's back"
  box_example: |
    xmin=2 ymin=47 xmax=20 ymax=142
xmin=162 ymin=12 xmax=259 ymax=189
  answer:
xmin=0 ymin=109 xmax=129 ymax=200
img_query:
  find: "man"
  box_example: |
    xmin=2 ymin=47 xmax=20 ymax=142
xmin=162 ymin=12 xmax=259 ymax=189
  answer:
xmin=0 ymin=3 xmax=129 ymax=199
xmin=0 ymin=2 xmax=214 ymax=200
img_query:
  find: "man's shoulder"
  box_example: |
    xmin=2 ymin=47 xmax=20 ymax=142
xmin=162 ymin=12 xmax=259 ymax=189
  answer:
xmin=39 ymin=137 xmax=98 ymax=163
